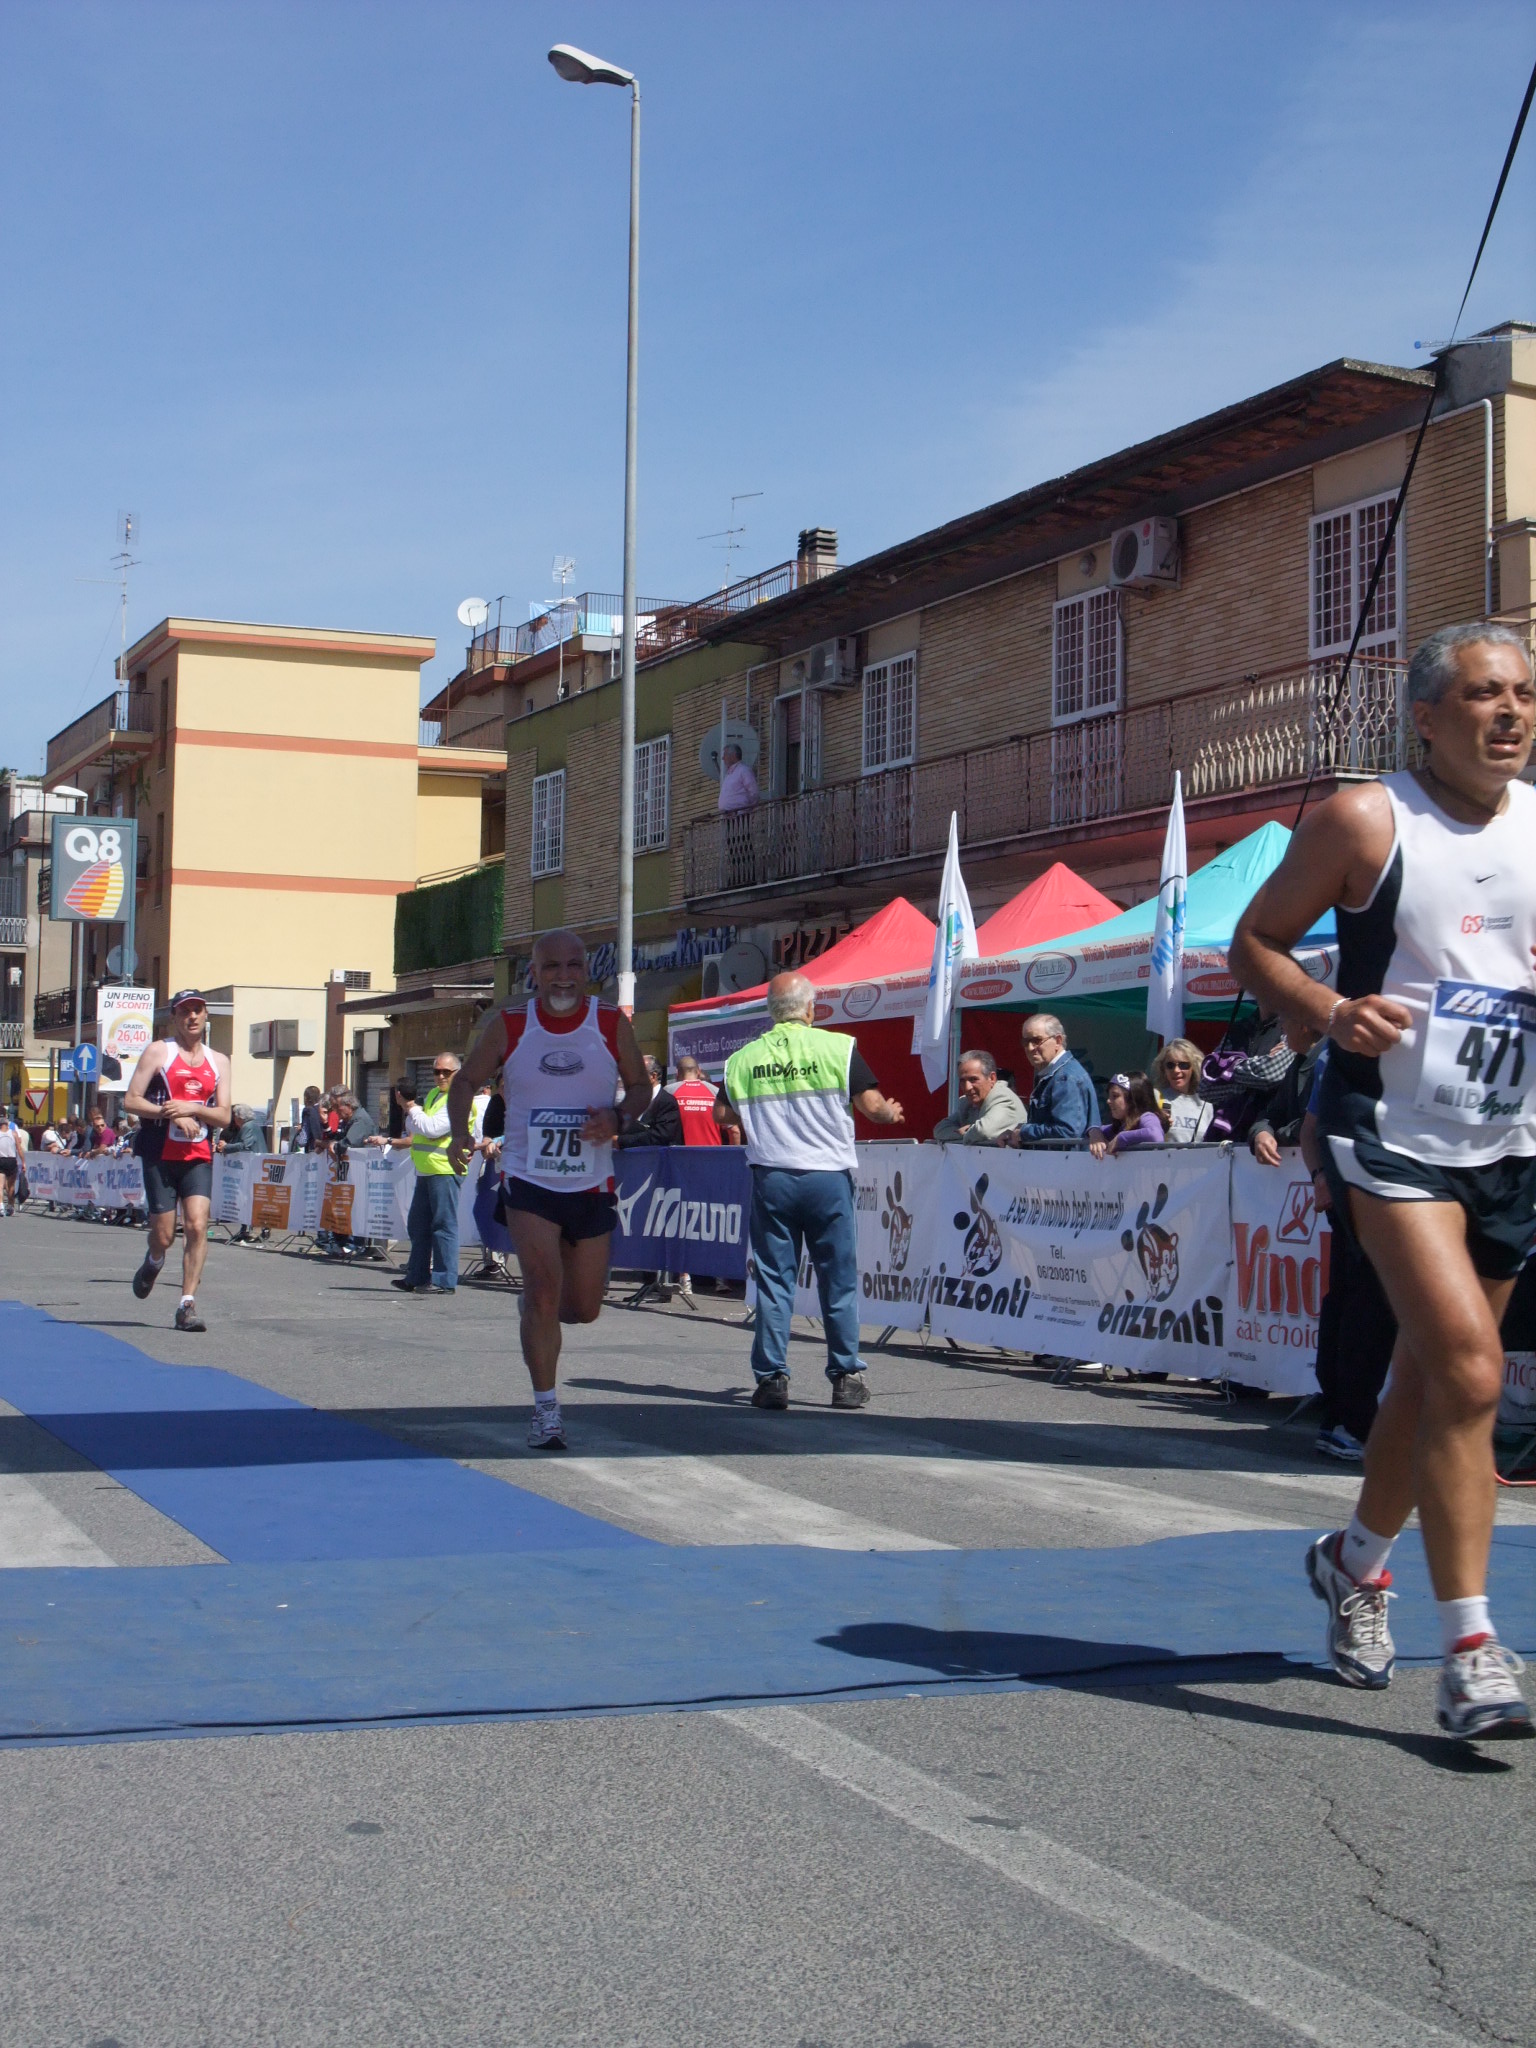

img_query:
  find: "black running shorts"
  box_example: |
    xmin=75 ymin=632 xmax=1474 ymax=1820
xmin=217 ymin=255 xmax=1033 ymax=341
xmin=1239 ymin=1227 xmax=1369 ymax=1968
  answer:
xmin=500 ymin=1175 xmax=617 ymax=1245
xmin=1325 ymin=1131 xmax=1536 ymax=1280
xmin=141 ymin=1155 xmax=214 ymax=1216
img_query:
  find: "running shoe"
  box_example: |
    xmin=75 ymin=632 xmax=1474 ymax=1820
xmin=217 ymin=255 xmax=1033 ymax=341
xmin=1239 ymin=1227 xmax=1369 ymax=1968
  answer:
xmin=1305 ymin=1531 xmax=1396 ymax=1689
xmin=132 ymin=1257 xmax=162 ymax=1300
xmin=1436 ymin=1638 xmax=1534 ymax=1742
xmin=830 ymin=1371 xmax=871 ymax=1409
xmin=751 ymin=1373 xmax=790 ymax=1410
xmin=174 ymin=1301 xmax=207 ymax=1334
xmin=526 ymin=1404 xmax=567 ymax=1450
xmin=1316 ymin=1423 xmax=1365 ymax=1463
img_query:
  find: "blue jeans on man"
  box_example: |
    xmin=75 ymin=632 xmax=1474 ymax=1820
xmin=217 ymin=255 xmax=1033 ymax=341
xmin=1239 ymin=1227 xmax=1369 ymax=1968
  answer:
xmin=749 ymin=1166 xmax=861 ymax=1381
xmin=404 ymin=1174 xmax=460 ymax=1291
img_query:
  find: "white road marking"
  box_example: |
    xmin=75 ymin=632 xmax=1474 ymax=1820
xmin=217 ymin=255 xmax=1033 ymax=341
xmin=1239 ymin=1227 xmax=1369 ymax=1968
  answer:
xmin=881 ymin=1454 xmax=1295 ymax=1539
xmin=723 ymin=1706 xmax=1475 ymax=2048
xmin=555 ymin=1455 xmax=952 ymax=1550
xmin=1244 ymin=1468 xmax=1536 ymax=1525
xmin=0 ymin=1473 xmax=112 ymax=1568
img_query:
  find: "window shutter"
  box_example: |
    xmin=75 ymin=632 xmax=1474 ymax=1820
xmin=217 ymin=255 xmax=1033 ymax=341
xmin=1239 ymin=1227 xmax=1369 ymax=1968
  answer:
xmin=862 ymin=663 xmax=889 ymax=772
xmin=1309 ymin=494 xmax=1401 ymax=658
xmin=531 ymin=769 xmax=565 ymax=876
xmin=861 ymin=653 xmax=917 ymax=772
xmin=1052 ymin=594 xmax=1121 ymax=725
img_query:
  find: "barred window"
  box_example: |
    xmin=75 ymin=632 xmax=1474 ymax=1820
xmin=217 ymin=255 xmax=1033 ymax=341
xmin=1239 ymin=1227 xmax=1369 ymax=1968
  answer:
xmin=1310 ymin=493 xmax=1401 ymax=657
xmin=861 ymin=652 xmax=917 ymax=772
xmin=633 ymin=735 xmax=671 ymax=852
xmin=343 ymin=970 xmax=371 ymax=990
xmin=530 ymin=769 xmax=565 ymax=877
xmin=1052 ymin=590 xmax=1122 ymax=724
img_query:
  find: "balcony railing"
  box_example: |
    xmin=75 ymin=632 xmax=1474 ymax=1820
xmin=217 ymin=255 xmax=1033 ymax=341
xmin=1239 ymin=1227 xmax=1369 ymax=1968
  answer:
xmin=35 ymin=984 xmax=101 ymax=1032
xmin=636 ymin=560 xmax=813 ymax=661
xmin=0 ymin=1021 xmax=23 ymax=1052
xmin=683 ymin=657 xmax=1418 ymax=901
xmin=45 ymin=689 xmax=154 ymax=778
xmin=0 ymin=871 xmax=24 ymax=943
xmin=465 ymin=592 xmax=682 ymax=675
xmin=419 ymin=712 xmax=508 ymax=752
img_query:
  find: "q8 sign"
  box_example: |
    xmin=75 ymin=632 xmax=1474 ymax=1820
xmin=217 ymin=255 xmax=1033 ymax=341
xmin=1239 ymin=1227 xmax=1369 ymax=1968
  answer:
xmin=50 ymin=816 xmax=138 ymax=922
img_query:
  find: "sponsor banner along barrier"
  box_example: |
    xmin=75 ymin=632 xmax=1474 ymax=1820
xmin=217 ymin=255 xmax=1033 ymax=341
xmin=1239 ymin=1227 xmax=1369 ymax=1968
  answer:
xmin=612 ymin=1146 xmax=749 ymax=1280
xmin=1226 ymin=1150 xmax=1332 ymax=1386
xmin=926 ymin=1145 xmax=1235 ymax=1374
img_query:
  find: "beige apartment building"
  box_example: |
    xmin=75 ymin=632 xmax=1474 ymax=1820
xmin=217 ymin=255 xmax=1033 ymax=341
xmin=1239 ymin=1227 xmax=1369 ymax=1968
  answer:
xmin=39 ymin=618 xmax=505 ymax=1122
xmin=462 ymin=324 xmax=1533 ymax=1064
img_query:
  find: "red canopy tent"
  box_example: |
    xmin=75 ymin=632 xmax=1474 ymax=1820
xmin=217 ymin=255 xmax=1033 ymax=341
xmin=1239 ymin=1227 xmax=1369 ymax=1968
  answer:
xmin=974 ymin=862 xmax=1121 ymax=956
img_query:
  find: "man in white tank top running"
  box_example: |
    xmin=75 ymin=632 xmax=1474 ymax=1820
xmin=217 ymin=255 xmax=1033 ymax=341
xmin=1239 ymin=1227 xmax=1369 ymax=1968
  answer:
xmin=449 ymin=929 xmax=651 ymax=1449
xmin=1233 ymin=623 xmax=1536 ymax=1743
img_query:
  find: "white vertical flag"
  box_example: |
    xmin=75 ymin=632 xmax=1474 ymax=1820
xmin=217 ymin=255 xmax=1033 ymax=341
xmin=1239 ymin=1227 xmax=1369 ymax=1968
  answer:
xmin=1147 ymin=769 xmax=1187 ymax=1042
xmin=918 ymin=812 xmax=977 ymax=1091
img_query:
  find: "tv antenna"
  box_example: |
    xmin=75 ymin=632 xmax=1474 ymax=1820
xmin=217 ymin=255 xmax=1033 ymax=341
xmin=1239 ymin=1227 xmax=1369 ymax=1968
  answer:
xmin=550 ymin=555 xmax=576 ymax=698
xmin=700 ymin=491 xmax=762 ymax=591
xmin=111 ymin=511 xmax=140 ymax=684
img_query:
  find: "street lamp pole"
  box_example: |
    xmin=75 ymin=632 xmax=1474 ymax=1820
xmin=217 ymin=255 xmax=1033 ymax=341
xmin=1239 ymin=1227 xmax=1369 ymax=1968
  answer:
xmin=549 ymin=43 xmax=641 ymax=1014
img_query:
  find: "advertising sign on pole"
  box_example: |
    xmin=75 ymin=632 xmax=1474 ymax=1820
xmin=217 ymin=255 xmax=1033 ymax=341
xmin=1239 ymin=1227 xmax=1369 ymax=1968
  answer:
xmin=97 ymin=986 xmax=155 ymax=1091
xmin=49 ymin=817 xmax=137 ymax=922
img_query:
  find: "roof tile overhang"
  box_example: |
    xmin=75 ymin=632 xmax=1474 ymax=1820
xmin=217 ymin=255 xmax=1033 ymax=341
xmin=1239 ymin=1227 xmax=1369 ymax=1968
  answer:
xmin=704 ymin=358 xmax=1435 ymax=655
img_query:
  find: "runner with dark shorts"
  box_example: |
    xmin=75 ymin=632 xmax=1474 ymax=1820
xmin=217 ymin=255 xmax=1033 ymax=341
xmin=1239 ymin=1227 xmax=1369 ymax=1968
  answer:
xmin=123 ymin=991 xmax=232 ymax=1332
xmin=1233 ymin=622 xmax=1536 ymax=1743
xmin=448 ymin=930 xmax=651 ymax=1448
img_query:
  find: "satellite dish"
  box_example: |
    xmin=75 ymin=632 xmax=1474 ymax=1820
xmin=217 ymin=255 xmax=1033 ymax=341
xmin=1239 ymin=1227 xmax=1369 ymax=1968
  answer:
xmin=716 ymin=941 xmax=767 ymax=994
xmin=699 ymin=719 xmax=760 ymax=780
xmin=106 ymin=945 xmax=139 ymax=977
xmin=457 ymin=596 xmax=490 ymax=629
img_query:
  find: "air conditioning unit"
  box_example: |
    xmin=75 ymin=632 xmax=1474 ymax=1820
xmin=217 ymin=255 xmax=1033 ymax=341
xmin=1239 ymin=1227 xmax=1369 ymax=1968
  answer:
xmin=786 ymin=637 xmax=858 ymax=691
xmin=249 ymin=1022 xmax=273 ymax=1058
xmin=273 ymin=1019 xmax=314 ymax=1057
xmin=701 ymin=941 xmax=767 ymax=999
xmin=1109 ymin=516 xmax=1180 ymax=588
xmin=358 ymin=1028 xmax=383 ymax=1064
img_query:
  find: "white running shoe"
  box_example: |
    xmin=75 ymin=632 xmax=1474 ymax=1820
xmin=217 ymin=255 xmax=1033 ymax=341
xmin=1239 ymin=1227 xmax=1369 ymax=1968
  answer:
xmin=1305 ymin=1531 xmax=1396 ymax=1689
xmin=526 ymin=1403 xmax=566 ymax=1450
xmin=1435 ymin=1637 xmax=1533 ymax=1742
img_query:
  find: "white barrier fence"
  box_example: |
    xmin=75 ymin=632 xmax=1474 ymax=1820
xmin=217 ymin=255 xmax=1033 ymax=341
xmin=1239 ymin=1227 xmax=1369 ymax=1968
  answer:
xmin=797 ymin=1143 xmax=1331 ymax=1396
xmin=22 ymin=1149 xmax=490 ymax=1248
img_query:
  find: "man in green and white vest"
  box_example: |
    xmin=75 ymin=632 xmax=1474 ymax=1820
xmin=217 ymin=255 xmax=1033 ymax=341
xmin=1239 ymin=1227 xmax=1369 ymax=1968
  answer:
xmin=717 ymin=973 xmax=905 ymax=1410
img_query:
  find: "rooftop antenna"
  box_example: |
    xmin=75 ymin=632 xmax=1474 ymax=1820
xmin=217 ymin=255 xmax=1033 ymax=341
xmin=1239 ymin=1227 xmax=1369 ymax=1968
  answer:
xmin=552 ymin=555 xmax=576 ymax=699
xmin=699 ymin=490 xmax=762 ymax=592
xmin=111 ymin=512 xmax=140 ymax=688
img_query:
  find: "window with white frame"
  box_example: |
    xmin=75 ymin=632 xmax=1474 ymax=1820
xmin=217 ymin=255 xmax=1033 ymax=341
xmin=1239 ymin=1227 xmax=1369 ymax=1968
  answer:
xmin=633 ymin=735 xmax=671 ymax=852
xmin=862 ymin=652 xmax=917 ymax=773
xmin=1051 ymin=589 xmax=1122 ymax=724
xmin=530 ymin=769 xmax=565 ymax=877
xmin=1309 ymin=493 xmax=1402 ymax=658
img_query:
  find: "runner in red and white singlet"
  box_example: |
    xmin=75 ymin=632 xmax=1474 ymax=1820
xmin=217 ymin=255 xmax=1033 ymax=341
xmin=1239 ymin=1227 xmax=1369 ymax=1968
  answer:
xmin=449 ymin=930 xmax=651 ymax=1448
xmin=123 ymin=990 xmax=232 ymax=1333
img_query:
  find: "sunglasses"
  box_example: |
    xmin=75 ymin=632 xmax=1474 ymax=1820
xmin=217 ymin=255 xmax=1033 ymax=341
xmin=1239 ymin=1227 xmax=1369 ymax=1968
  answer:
xmin=1165 ymin=1060 xmax=1193 ymax=1071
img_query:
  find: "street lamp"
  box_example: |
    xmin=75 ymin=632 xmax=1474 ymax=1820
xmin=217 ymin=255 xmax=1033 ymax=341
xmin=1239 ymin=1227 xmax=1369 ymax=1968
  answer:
xmin=548 ymin=41 xmax=641 ymax=1015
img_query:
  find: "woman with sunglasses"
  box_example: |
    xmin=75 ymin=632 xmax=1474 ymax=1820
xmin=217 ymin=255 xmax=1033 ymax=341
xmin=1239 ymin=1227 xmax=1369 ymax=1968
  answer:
xmin=1152 ymin=1038 xmax=1213 ymax=1144
xmin=1088 ymin=1072 xmax=1169 ymax=1159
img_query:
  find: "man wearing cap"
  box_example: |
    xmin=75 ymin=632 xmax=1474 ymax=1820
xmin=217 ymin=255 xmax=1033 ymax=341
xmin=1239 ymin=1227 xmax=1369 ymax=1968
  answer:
xmin=715 ymin=972 xmax=905 ymax=1410
xmin=123 ymin=991 xmax=232 ymax=1331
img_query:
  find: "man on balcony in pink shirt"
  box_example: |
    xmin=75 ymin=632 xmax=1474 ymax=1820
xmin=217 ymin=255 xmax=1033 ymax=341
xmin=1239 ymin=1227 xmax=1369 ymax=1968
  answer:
xmin=717 ymin=743 xmax=759 ymax=813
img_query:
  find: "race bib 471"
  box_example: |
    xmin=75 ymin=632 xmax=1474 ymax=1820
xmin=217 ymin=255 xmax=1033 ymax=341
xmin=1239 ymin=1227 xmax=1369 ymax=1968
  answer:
xmin=1415 ymin=979 xmax=1536 ymax=1127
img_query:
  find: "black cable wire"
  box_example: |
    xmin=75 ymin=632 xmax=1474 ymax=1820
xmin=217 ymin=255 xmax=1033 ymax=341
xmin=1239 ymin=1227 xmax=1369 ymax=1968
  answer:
xmin=1293 ymin=50 xmax=1536 ymax=831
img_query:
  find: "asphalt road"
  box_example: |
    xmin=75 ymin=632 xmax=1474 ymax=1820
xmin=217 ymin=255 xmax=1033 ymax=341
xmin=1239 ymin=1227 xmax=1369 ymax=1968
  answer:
xmin=1 ymin=1212 xmax=1533 ymax=2048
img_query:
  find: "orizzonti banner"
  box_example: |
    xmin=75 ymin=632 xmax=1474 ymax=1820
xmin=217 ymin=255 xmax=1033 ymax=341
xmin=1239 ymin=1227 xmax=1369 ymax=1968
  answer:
xmin=926 ymin=1145 xmax=1234 ymax=1374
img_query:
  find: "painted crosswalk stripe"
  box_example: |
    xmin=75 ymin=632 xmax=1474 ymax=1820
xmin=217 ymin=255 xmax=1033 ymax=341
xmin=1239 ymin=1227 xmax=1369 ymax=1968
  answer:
xmin=723 ymin=1706 xmax=1476 ymax=2048
xmin=0 ymin=1473 xmax=112 ymax=1568
xmin=553 ymin=1456 xmax=953 ymax=1549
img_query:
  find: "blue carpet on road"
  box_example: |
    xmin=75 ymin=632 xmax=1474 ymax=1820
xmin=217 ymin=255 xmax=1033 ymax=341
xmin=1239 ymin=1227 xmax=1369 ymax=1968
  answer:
xmin=0 ymin=1302 xmax=644 ymax=1562
xmin=4 ymin=1531 xmax=1534 ymax=1745
xmin=3 ymin=1302 xmax=1534 ymax=1746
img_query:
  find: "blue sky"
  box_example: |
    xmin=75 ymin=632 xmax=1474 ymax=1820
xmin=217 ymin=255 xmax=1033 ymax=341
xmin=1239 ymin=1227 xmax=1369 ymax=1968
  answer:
xmin=2 ymin=1 xmax=1532 ymax=769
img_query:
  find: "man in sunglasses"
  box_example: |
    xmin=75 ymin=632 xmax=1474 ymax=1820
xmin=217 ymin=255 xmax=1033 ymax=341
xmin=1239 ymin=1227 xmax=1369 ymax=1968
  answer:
xmin=998 ymin=1014 xmax=1097 ymax=1148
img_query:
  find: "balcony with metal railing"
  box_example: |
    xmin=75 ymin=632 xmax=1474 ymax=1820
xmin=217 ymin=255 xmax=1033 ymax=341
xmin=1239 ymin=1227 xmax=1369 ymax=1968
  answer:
xmin=683 ymin=657 xmax=1423 ymax=904
xmin=45 ymin=689 xmax=155 ymax=782
xmin=34 ymin=983 xmax=100 ymax=1034
xmin=464 ymin=592 xmax=683 ymax=676
xmin=0 ymin=1021 xmax=24 ymax=1052
xmin=0 ymin=871 xmax=24 ymax=948
xmin=418 ymin=711 xmax=509 ymax=752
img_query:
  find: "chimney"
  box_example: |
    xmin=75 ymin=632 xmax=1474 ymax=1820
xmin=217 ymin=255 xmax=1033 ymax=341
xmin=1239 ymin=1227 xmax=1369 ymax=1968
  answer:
xmin=796 ymin=527 xmax=838 ymax=584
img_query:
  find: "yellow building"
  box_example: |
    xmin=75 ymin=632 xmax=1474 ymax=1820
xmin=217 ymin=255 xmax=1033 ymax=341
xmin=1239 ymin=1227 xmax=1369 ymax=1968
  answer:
xmin=40 ymin=617 xmax=505 ymax=1126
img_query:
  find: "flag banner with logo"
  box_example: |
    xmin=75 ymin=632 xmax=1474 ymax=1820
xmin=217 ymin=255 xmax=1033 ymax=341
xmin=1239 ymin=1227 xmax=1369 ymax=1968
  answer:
xmin=927 ymin=1145 xmax=1236 ymax=1377
xmin=1147 ymin=770 xmax=1187 ymax=1043
xmin=918 ymin=813 xmax=978 ymax=1091
xmin=612 ymin=1145 xmax=750 ymax=1280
